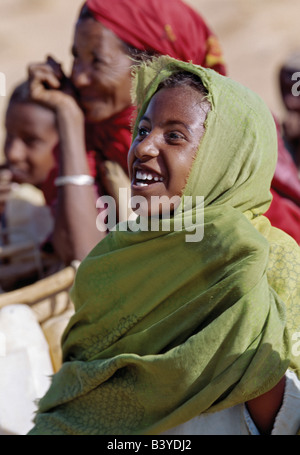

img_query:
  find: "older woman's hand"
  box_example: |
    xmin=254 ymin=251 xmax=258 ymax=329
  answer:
xmin=27 ymin=56 xmax=83 ymax=119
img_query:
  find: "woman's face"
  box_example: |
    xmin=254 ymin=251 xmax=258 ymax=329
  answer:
xmin=71 ymin=18 xmax=133 ymax=123
xmin=4 ymin=102 xmax=58 ymax=186
xmin=128 ymin=85 xmax=209 ymax=216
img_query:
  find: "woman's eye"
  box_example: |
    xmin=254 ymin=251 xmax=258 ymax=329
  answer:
xmin=167 ymin=131 xmax=185 ymax=141
xmin=137 ymin=127 xmax=149 ymax=138
xmin=92 ymin=55 xmax=103 ymax=67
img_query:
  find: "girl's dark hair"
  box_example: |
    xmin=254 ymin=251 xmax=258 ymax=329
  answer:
xmin=9 ymin=81 xmax=30 ymax=104
xmin=157 ymin=71 xmax=209 ymax=98
xmin=7 ymin=81 xmax=57 ymax=130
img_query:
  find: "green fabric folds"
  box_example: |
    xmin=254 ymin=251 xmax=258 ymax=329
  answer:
xmin=29 ymin=56 xmax=300 ymax=435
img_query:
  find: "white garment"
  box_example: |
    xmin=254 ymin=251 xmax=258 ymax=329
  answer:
xmin=0 ymin=304 xmax=53 ymax=435
xmin=162 ymin=370 xmax=300 ymax=435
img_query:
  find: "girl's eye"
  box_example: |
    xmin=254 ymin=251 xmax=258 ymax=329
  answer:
xmin=137 ymin=126 xmax=149 ymax=138
xmin=167 ymin=131 xmax=185 ymax=142
xmin=169 ymin=132 xmax=180 ymax=139
xmin=24 ymin=136 xmax=40 ymax=147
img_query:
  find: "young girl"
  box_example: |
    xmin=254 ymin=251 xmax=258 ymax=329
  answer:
xmin=28 ymin=56 xmax=300 ymax=435
xmin=0 ymin=82 xmax=61 ymax=290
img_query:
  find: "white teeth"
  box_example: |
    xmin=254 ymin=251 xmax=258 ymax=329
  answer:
xmin=135 ymin=170 xmax=164 ymax=182
xmin=136 ymin=170 xmax=148 ymax=180
xmin=136 ymin=182 xmax=148 ymax=187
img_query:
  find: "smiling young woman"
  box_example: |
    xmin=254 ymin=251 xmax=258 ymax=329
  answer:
xmin=128 ymin=72 xmax=210 ymax=217
xmin=28 ymin=56 xmax=300 ymax=436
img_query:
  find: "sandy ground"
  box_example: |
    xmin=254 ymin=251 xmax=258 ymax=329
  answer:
xmin=0 ymin=0 xmax=300 ymax=161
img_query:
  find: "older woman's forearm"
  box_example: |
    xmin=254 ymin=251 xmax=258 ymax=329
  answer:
xmin=52 ymin=185 xmax=104 ymax=263
xmin=53 ymin=102 xmax=105 ymax=263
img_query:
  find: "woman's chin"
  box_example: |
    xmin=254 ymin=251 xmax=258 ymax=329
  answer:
xmin=82 ymin=103 xmax=116 ymax=124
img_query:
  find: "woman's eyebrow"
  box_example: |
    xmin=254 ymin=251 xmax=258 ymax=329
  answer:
xmin=140 ymin=115 xmax=192 ymax=132
xmin=163 ymin=119 xmax=192 ymax=133
xmin=139 ymin=115 xmax=150 ymax=123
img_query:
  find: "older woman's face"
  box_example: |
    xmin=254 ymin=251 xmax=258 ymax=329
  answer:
xmin=71 ymin=18 xmax=133 ymax=123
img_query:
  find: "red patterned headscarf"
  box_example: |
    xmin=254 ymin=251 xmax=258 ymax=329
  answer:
xmin=85 ymin=0 xmax=226 ymax=75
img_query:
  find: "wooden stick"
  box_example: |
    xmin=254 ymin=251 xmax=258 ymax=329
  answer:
xmin=0 ymin=266 xmax=75 ymax=309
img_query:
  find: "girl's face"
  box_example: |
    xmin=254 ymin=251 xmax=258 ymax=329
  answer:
xmin=71 ymin=18 xmax=133 ymax=124
xmin=128 ymin=85 xmax=209 ymax=216
xmin=4 ymin=102 xmax=58 ymax=186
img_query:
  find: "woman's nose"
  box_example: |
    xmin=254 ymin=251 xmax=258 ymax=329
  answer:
xmin=134 ymin=133 xmax=160 ymax=161
xmin=71 ymin=62 xmax=91 ymax=88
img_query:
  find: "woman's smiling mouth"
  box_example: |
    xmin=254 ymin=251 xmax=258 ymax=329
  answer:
xmin=132 ymin=168 xmax=165 ymax=188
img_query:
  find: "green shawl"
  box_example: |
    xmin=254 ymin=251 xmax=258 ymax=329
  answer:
xmin=29 ymin=57 xmax=300 ymax=435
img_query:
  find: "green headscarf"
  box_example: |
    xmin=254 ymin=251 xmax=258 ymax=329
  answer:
xmin=29 ymin=57 xmax=300 ymax=435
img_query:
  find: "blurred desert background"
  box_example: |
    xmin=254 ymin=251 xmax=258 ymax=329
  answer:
xmin=1 ymin=0 xmax=300 ymax=161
